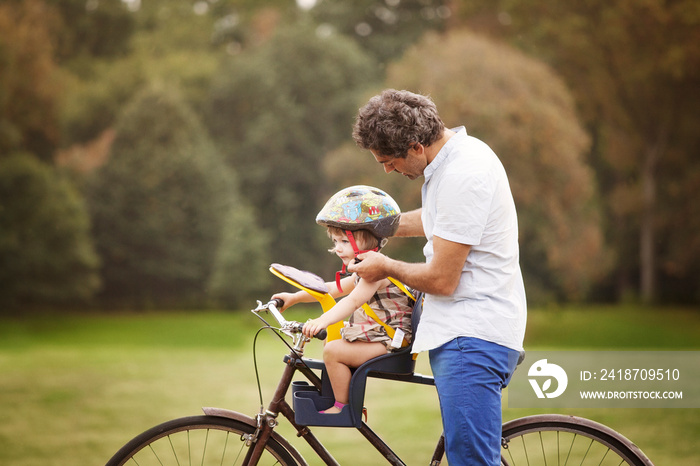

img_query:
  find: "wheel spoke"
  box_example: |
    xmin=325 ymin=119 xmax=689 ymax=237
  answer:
xmin=200 ymin=429 xmax=209 ymax=466
xmin=538 ymin=432 xmax=547 ymax=466
xmin=556 ymin=431 xmax=560 ymax=466
xmin=219 ymin=431 xmax=229 ymax=466
xmin=580 ymin=438 xmax=594 ymax=465
xmin=167 ymin=435 xmax=181 ymax=466
xmin=506 ymin=444 xmax=517 ymax=466
xmin=148 ymin=444 xmax=165 ymax=465
xmin=521 ymin=434 xmax=530 ymax=465
xmin=564 ymin=433 xmax=576 ymax=465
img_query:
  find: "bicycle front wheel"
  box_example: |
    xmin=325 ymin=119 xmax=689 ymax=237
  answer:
xmin=106 ymin=415 xmax=301 ymax=466
xmin=501 ymin=414 xmax=653 ymax=466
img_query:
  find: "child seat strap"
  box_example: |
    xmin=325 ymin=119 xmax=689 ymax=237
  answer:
xmin=361 ymin=279 xmax=415 ymax=348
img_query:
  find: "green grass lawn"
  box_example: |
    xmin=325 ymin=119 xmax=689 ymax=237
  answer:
xmin=0 ymin=305 xmax=698 ymax=465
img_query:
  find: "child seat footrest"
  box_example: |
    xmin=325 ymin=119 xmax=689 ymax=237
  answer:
xmin=292 ymin=381 xmax=358 ymax=428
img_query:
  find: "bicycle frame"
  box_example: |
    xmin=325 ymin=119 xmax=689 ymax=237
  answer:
xmin=238 ymin=331 xmax=435 ymax=465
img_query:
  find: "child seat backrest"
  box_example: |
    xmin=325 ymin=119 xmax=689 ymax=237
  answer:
xmin=343 ymin=292 xmax=423 ymax=426
xmin=410 ymin=291 xmax=423 ymax=338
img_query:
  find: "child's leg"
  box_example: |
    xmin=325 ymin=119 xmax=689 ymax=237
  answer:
xmin=322 ymin=339 xmax=386 ymax=413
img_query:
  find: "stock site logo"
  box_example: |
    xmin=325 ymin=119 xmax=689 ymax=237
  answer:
xmin=528 ymin=359 xmax=568 ymax=399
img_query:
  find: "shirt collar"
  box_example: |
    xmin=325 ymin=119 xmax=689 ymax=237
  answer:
xmin=423 ymin=126 xmax=467 ymax=182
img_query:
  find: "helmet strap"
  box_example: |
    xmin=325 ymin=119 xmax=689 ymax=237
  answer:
xmin=335 ymin=230 xmax=380 ymax=293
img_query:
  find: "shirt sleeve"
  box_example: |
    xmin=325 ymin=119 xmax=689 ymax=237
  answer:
xmin=432 ymin=171 xmax=493 ymax=246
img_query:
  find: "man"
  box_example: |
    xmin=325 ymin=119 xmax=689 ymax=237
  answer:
xmin=348 ymin=89 xmax=526 ymax=465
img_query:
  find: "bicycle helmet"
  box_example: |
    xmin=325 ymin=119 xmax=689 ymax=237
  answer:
xmin=316 ymin=185 xmax=401 ymax=291
xmin=316 ymin=185 xmax=401 ymax=239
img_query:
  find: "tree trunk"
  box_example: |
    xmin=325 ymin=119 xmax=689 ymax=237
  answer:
xmin=639 ymin=125 xmax=668 ymax=304
xmin=639 ymin=146 xmax=656 ymax=304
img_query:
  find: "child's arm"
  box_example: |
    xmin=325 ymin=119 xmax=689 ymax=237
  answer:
xmin=270 ymin=290 xmax=314 ymax=311
xmin=271 ymin=275 xmax=357 ymax=311
xmin=302 ymin=277 xmax=389 ymax=338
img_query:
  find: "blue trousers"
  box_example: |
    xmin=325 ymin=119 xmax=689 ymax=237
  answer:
xmin=429 ymin=337 xmax=520 ymax=466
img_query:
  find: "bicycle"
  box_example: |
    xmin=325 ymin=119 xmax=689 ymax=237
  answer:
xmin=106 ymin=263 xmax=653 ymax=465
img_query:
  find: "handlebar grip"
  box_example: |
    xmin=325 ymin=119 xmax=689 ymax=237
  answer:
xmin=271 ymin=298 xmax=284 ymax=309
xmin=300 ymin=324 xmax=327 ymax=340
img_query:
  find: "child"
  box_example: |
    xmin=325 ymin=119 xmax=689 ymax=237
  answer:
xmin=272 ymin=186 xmax=414 ymax=414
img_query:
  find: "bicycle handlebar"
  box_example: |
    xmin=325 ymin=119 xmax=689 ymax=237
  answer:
xmin=253 ymin=299 xmax=327 ymax=341
xmin=287 ymin=321 xmax=328 ymax=341
xmin=271 ymin=298 xmax=285 ymax=309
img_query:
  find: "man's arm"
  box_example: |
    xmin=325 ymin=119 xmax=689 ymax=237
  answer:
xmin=396 ymin=209 xmax=424 ymax=237
xmin=349 ymin=235 xmax=471 ymax=296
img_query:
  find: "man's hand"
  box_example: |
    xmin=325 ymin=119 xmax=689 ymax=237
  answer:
xmin=349 ymin=236 xmax=471 ymax=296
xmin=347 ymin=251 xmax=390 ymax=282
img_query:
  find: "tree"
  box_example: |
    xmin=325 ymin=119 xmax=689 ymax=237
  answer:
xmin=0 ymin=154 xmax=100 ymax=312
xmin=207 ymin=203 xmax=272 ymax=308
xmin=384 ymin=30 xmax=607 ymax=302
xmin=208 ymin=23 xmax=378 ymax=272
xmin=452 ymin=0 xmax=700 ymax=303
xmin=44 ymin=0 xmax=135 ymax=64
xmin=0 ymin=0 xmax=138 ymax=155
xmin=88 ymin=85 xmax=265 ymax=308
xmin=309 ymin=0 xmax=451 ymax=66
xmin=0 ymin=0 xmax=61 ymax=161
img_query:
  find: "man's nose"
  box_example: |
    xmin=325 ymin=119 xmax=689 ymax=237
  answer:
xmin=383 ymin=164 xmax=394 ymax=174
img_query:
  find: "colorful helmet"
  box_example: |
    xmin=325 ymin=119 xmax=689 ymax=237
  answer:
xmin=316 ymin=185 xmax=401 ymax=239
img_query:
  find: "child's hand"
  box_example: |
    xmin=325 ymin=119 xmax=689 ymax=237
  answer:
xmin=271 ymin=292 xmax=296 ymax=311
xmin=302 ymin=318 xmax=327 ymax=338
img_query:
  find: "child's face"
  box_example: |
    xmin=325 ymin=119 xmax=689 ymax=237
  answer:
xmin=330 ymin=231 xmax=356 ymax=266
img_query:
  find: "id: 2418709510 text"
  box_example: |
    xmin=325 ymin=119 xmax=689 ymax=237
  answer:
xmin=581 ymin=368 xmax=680 ymax=382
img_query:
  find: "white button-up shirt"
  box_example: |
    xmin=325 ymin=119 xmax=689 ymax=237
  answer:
xmin=411 ymin=127 xmax=527 ymax=353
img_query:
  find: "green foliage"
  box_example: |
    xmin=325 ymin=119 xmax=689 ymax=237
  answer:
xmin=45 ymin=0 xmax=135 ymax=63
xmin=310 ymin=0 xmax=450 ymax=66
xmin=208 ymin=23 xmax=378 ymax=271
xmin=0 ymin=154 xmax=100 ymax=311
xmin=4 ymin=0 xmax=697 ymax=307
xmin=453 ymin=0 xmax=700 ymax=302
xmin=88 ymin=85 xmax=266 ymax=308
xmin=59 ymin=1 xmax=217 ymax=147
xmin=386 ymin=30 xmax=607 ymax=302
xmin=60 ymin=56 xmax=146 ymax=145
xmin=0 ymin=0 xmax=61 ymax=161
xmin=208 ymin=202 xmax=272 ymax=308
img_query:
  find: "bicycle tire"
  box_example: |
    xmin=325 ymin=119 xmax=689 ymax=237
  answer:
xmin=500 ymin=414 xmax=653 ymax=466
xmin=106 ymin=415 xmax=301 ymax=466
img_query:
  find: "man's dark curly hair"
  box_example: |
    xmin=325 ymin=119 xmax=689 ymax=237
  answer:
xmin=352 ymin=89 xmax=445 ymax=158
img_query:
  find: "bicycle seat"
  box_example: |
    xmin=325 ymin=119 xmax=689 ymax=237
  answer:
xmin=294 ymin=292 xmax=434 ymax=428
